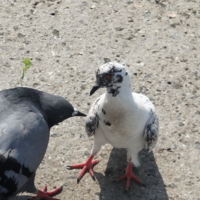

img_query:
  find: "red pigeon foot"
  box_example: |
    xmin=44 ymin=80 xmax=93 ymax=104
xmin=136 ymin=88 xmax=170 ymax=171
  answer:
xmin=67 ymin=155 xmax=99 ymax=183
xmin=29 ymin=185 xmax=62 ymax=200
xmin=117 ymin=162 xmax=143 ymax=190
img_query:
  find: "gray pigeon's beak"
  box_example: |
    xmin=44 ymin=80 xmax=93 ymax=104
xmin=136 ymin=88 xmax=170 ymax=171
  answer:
xmin=90 ymin=83 xmax=100 ymax=96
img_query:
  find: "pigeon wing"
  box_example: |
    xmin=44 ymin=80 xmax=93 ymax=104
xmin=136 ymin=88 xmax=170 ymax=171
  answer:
xmin=85 ymin=95 xmax=104 ymax=137
xmin=144 ymin=108 xmax=159 ymax=152
xmin=0 ymin=110 xmax=49 ymax=197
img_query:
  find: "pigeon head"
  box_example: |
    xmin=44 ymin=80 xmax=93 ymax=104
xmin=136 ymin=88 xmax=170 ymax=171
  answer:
xmin=90 ymin=62 xmax=131 ymax=97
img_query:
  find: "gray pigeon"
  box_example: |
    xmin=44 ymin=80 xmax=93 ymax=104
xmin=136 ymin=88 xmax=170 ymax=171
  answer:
xmin=0 ymin=87 xmax=86 ymax=200
xmin=68 ymin=62 xmax=159 ymax=190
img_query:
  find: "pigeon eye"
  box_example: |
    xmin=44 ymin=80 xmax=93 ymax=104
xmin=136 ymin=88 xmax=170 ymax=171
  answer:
xmin=105 ymin=75 xmax=111 ymax=80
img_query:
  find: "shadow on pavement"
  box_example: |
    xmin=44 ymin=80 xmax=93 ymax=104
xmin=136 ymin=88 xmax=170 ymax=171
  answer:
xmin=11 ymin=195 xmax=31 ymax=200
xmin=95 ymin=148 xmax=168 ymax=200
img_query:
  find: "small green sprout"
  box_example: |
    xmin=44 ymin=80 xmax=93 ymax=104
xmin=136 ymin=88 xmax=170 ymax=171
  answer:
xmin=20 ymin=58 xmax=31 ymax=85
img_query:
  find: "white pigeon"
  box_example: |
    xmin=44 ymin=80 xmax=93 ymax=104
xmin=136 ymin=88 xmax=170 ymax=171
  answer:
xmin=68 ymin=62 xmax=159 ymax=189
xmin=0 ymin=87 xmax=86 ymax=200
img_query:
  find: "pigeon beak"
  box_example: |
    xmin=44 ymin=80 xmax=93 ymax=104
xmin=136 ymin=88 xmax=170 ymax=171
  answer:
xmin=72 ymin=109 xmax=86 ymax=117
xmin=90 ymin=83 xmax=100 ymax=96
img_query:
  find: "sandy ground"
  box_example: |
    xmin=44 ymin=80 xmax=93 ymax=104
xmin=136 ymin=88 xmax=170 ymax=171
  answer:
xmin=0 ymin=0 xmax=200 ymax=199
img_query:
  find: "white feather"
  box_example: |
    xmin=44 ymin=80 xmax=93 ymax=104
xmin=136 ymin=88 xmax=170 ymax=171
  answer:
xmin=87 ymin=62 xmax=159 ymax=167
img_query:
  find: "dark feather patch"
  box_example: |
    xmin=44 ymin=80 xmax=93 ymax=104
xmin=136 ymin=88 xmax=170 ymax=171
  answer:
xmin=144 ymin=109 xmax=159 ymax=151
xmin=104 ymin=120 xmax=111 ymax=126
xmin=0 ymin=154 xmax=33 ymax=197
xmin=116 ymin=74 xmax=123 ymax=83
xmin=85 ymin=113 xmax=100 ymax=137
xmin=108 ymin=86 xmax=121 ymax=97
xmin=0 ymin=175 xmax=17 ymax=197
xmin=102 ymin=109 xmax=106 ymax=115
xmin=22 ymin=164 xmax=33 ymax=178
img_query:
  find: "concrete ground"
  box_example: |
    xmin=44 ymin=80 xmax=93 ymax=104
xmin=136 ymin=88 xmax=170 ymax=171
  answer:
xmin=0 ymin=0 xmax=200 ymax=199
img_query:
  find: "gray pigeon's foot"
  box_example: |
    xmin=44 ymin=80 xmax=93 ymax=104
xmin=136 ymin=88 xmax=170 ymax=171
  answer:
xmin=67 ymin=155 xmax=99 ymax=183
xmin=29 ymin=185 xmax=62 ymax=200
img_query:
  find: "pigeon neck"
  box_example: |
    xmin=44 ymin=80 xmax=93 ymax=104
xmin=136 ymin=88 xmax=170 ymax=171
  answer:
xmin=106 ymin=84 xmax=132 ymax=97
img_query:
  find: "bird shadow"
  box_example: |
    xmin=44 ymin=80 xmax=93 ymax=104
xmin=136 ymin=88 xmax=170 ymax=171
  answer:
xmin=94 ymin=148 xmax=168 ymax=200
xmin=11 ymin=195 xmax=31 ymax=200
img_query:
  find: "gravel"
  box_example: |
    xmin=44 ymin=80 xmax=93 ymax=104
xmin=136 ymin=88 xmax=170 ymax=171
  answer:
xmin=1 ymin=0 xmax=200 ymax=199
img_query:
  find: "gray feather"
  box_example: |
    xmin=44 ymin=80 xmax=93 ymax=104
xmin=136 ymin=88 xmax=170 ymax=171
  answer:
xmin=0 ymin=87 xmax=85 ymax=199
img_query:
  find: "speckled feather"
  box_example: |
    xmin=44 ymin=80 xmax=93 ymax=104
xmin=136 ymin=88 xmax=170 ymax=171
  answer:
xmin=86 ymin=62 xmax=159 ymax=167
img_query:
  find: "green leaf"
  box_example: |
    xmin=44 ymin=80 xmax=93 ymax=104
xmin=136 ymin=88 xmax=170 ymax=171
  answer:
xmin=20 ymin=58 xmax=31 ymax=85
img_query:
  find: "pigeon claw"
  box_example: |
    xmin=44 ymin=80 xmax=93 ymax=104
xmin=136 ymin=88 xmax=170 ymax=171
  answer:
xmin=117 ymin=162 xmax=142 ymax=190
xmin=91 ymin=174 xmax=96 ymax=181
xmin=66 ymin=166 xmax=73 ymax=170
xmin=29 ymin=185 xmax=62 ymax=200
xmin=77 ymin=177 xmax=81 ymax=184
xmin=68 ymin=155 xmax=99 ymax=183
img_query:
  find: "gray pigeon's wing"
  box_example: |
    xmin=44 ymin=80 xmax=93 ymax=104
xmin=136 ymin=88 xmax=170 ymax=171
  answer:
xmin=0 ymin=109 xmax=49 ymax=197
xmin=16 ymin=172 xmax=36 ymax=194
xmin=144 ymin=108 xmax=159 ymax=152
xmin=85 ymin=95 xmax=104 ymax=137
